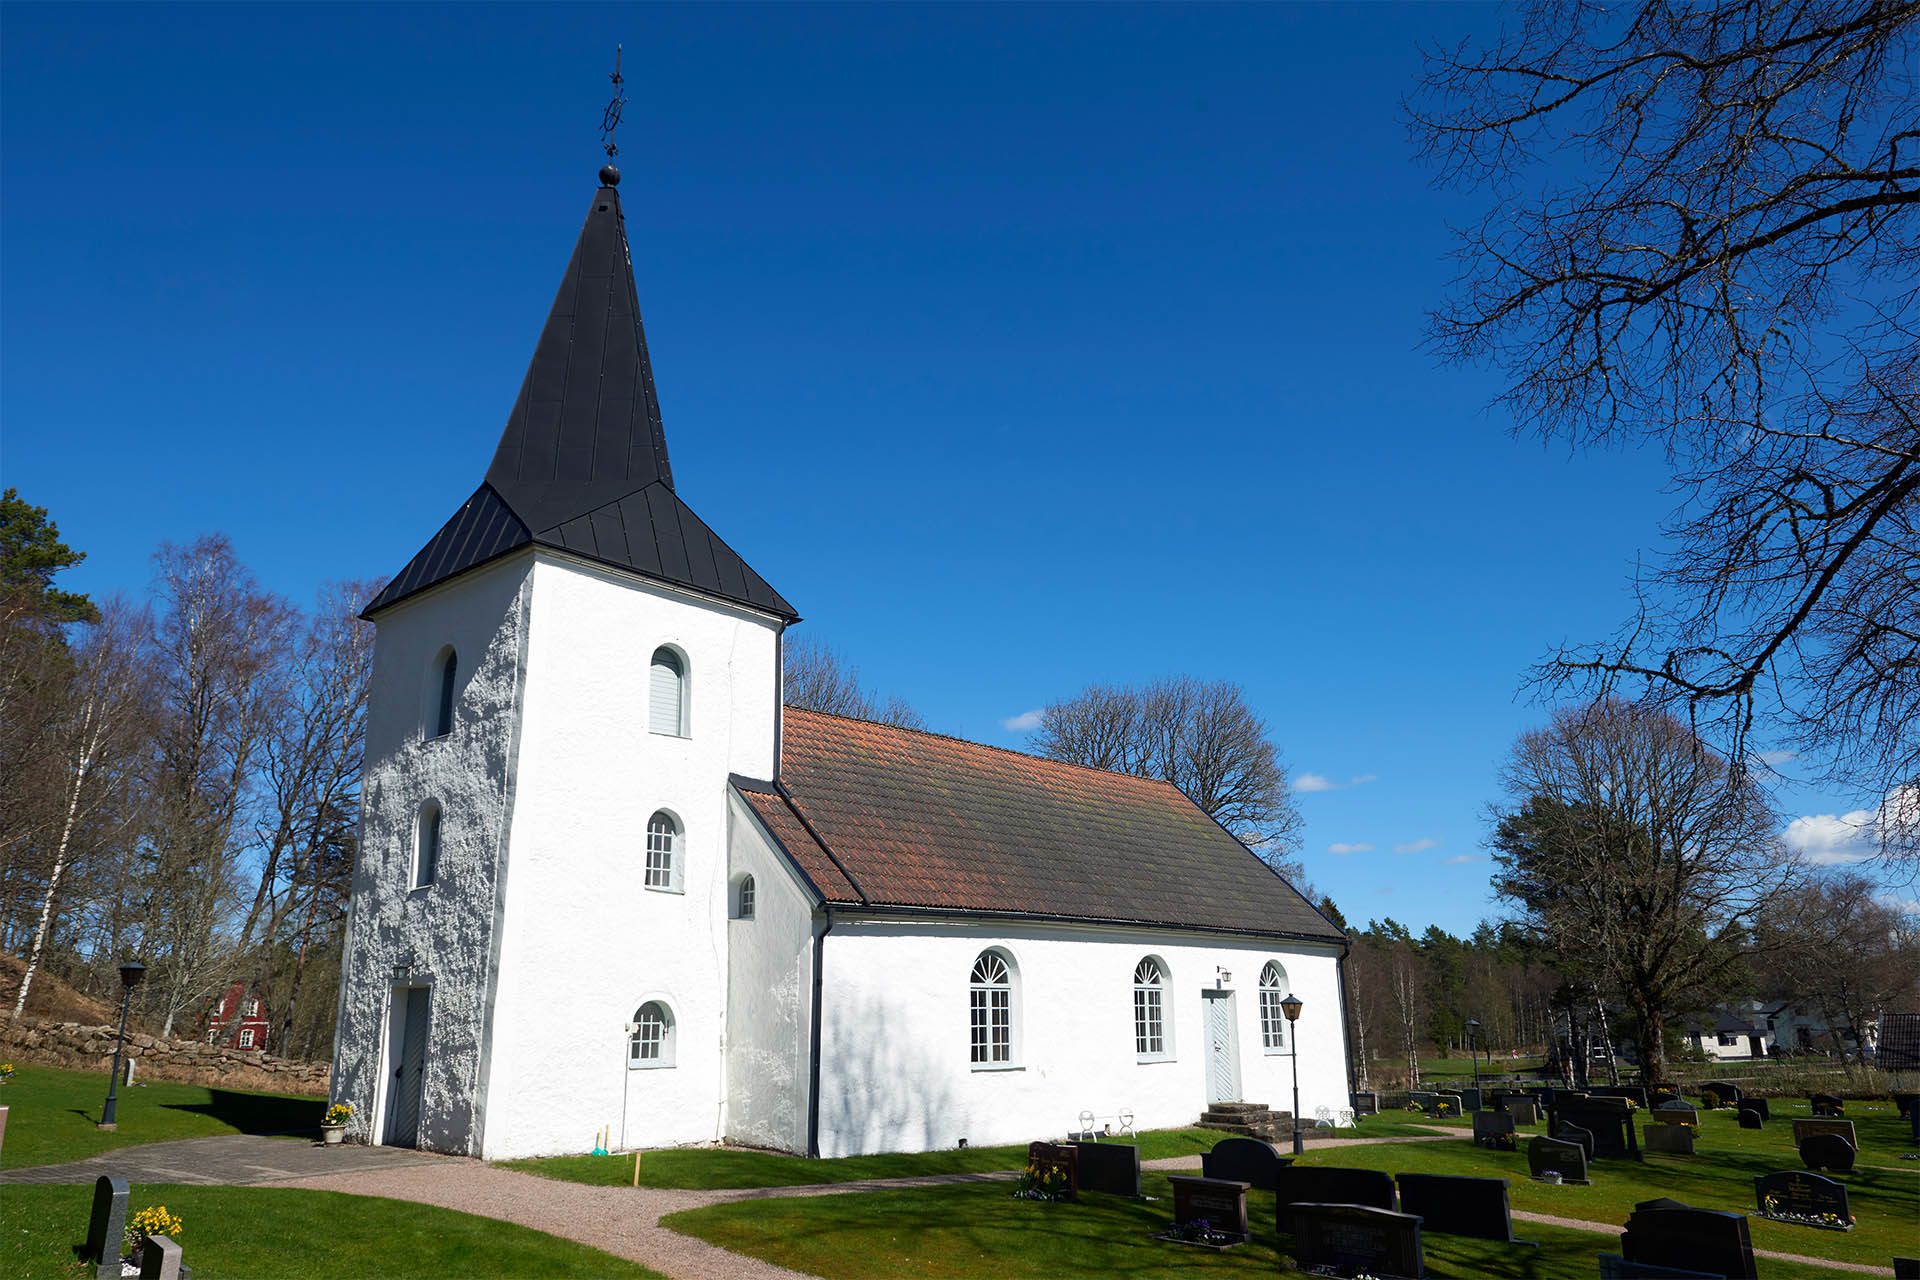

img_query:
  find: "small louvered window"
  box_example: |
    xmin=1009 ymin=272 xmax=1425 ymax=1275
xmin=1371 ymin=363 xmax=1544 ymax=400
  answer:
xmin=650 ymin=647 xmax=686 ymax=736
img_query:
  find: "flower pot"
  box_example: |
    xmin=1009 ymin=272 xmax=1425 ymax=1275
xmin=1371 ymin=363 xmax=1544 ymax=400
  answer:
xmin=321 ymin=1124 xmax=346 ymax=1145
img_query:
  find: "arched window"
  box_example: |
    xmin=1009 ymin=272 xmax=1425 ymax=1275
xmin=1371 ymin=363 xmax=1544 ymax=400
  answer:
xmin=628 ymin=1001 xmax=676 ymax=1068
xmin=414 ymin=802 xmax=442 ymax=889
xmin=735 ymin=874 xmax=756 ymax=920
xmin=969 ymin=950 xmax=1016 ymax=1067
xmin=429 ymin=646 xmax=457 ymax=740
xmin=1134 ymin=956 xmax=1169 ymax=1060
xmin=645 ymin=812 xmax=681 ymax=891
xmin=1260 ymin=961 xmax=1290 ymax=1053
xmin=649 ymin=647 xmax=687 ymax=736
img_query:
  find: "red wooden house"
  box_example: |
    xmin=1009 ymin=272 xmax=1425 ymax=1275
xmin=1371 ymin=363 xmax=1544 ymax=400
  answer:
xmin=200 ymin=983 xmax=271 ymax=1051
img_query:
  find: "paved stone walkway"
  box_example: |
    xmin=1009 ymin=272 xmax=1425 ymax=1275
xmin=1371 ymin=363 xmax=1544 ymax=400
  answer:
xmin=0 ymin=1133 xmax=441 ymax=1186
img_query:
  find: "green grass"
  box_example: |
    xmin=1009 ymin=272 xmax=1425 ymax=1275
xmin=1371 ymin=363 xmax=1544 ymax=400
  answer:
xmin=659 ymin=1171 xmax=1851 ymax=1279
xmin=0 ymin=1064 xmax=325 ymax=1169
xmin=501 ymin=1126 xmax=1231 ymax=1190
xmin=0 ymin=1184 xmax=668 ymax=1280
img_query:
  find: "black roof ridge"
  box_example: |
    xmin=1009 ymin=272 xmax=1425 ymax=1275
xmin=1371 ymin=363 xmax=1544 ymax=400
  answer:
xmin=781 ymin=704 xmax=1193 ymax=796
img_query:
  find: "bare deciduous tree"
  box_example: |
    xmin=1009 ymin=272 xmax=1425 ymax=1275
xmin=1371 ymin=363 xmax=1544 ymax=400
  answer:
xmin=1489 ymin=698 xmax=1791 ymax=1080
xmin=1030 ymin=676 xmax=1304 ymax=868
xmin=1411 ymin=2 xmax=1920 ymax=859
xmin=1752 ymin=871 xmax=1920 ymax=1073
xmin=783 ymin=636 xmax=926 ymax=729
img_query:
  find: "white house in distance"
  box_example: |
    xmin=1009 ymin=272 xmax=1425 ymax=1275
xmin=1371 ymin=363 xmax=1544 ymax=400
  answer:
xmin=328 ymin=164 xmax=1351 ymax=1161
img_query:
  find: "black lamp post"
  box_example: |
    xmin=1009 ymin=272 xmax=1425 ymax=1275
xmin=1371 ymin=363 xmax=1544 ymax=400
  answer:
xmin=1281 ymin=992 xmax=1305 ymax=1156
xmin=98 ymin=960 xmax=145 ymax=1131
xmin=1467 ymin=1018 xmax=1482 ymax=1096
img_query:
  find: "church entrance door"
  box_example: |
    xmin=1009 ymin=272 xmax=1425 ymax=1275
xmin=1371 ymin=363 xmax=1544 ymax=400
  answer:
xmin=1201 ymin=989 xmax=1241 ymax=1104
xmin=383 ymin=985 xmax=431 ymax=1148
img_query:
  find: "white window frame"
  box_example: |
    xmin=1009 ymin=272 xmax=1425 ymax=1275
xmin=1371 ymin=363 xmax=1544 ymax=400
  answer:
xmin=734 ymin=874 xmax=756 ymax=920
xmin=969 ymin=949 xmax=1019 ymax=1070
xmin=645 ymin=811 xmax=683 ymax=893
xmin=628 ymin=1001 xmax=676 ymax=1069
xmin=413 ymin=801 xmax=443 ymax=890
xmin=1133 ymin=956 xmax=1173 ymax=1061
xmin=649 ymin=645 xmax=690 ymax=738
xmin=238 ymin=1028 xmax=256 ymax=1049
xmin=1259 ymin=961 xmax=1290 ymax=1054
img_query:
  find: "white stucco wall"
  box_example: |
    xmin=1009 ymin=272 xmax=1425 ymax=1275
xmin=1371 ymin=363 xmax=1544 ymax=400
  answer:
xmin=814 ymin=917 xmax=1348 ymax=1158
xmin=477 ymin=552 xmax=782 ymax=1160
xmin=723 ymin=792 xmax=817 ymax=1154
xmin=331 ymin=554 xmax=534 ymax=1155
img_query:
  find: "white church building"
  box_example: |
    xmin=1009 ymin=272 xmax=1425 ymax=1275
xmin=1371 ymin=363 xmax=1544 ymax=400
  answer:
xmin=329 ymin=165 xmax=1352 ymax=1160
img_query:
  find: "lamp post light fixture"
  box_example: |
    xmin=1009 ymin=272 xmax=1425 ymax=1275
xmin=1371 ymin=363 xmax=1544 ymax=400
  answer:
xmin=98 ymin=960 xmax=146 ymax=1131
xmin=1467 ymin=1018 xmax=1482 ymax=1096
xmin=1280 ymin=992 xmax=1305 ymax=1156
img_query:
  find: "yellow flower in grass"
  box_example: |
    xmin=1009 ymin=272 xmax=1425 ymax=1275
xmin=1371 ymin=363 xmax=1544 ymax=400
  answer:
xmin=125 ymin=1205 xmax=184 ymax=1255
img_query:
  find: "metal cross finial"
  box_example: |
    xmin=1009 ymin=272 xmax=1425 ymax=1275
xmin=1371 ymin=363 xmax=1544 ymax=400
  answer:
xmin=601 ymin=44 xmax=627 ymax=161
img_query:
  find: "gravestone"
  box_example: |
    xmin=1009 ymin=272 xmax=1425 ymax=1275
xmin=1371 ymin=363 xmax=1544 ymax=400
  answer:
xmin=1648 ymin=1085 xmax=1682 ymax=1107
xmin=1276 ymin=1165 xmax=1398 ymax=1214
xmin=1431 ymin=1092 xmax=1465 ymax=1117
xmin=1070 ymin=1142 xmax=1140 ymax=1198
xmin=1597 ymin=1254 xmax=1722 ymax=1278
xmin=1394 ymin=1173 xmax=1533 ymax=1244
xmin=80 ymin=1175 xmax=129 ymax=1280
xmin=1892 ymin=1092 xmax=1919 ymax=1121
xmin=1792 ymin=1117 xmax=1858 ymax=1148
xmin=1472 ymin=1110 xmax=1517 ymax=1150
xmin=1352 ymin=1091 xmax=1380 ymax=1117
xmin=1411 ymin=1091 xmax=1436 ymax=1113
xmin=1167 ymin=1175 xmax=1250 ymax=1242
xmin=1754 ymin=1170 xmax=1852 ymax=1230
xmin=1026 ymin=1141 xmax=1078 ymax=1199
xmin=1738 ymin=1108 xmax=1763 ymax=1130
xmin=1799 ymin=1132 xmax=1857 ymax=1174
xmin=1199 ymin=1137 xmax=1293 ymax=1192
xmin=1651 ymin=1101 xmax=1699 ymax=1127
xmin=1506 ymin=1097 xmax=1540 ymax=1126
xmin=1527 ymin=1135 xmax=1590 ymax=1184
xmin=1552 ymin=1120 xmax=1595 ymax=1161
xmin=1738 ymin=1097 xmax=1771 ymax=1121
xmin=1553 ymin=1099 xmax=1640 ymax=1158
xmin=1894 ymin=1259 xmax=1918 ymax=1280
xmin=1288 ymin=1203 xmax=1426 ymax=1279
xmin=138 ymin=1234 xmax=182 ymax=1280
xmin=1810 ymin=1093 xmax=1845 ymax=1117
xmin=1643 ymin=1123 xmax=1695 ymax=1155
xmin=1460 ymin=1088 xmax=1483 ymax=1112
xmin=1619 ymin=1198 xmax=1757 ymax=1279
xmin=1701 ymin=1081 xmax=1744 ymax=1107
xmin=1590 ymin=1086 xmax=1651 ymax=1108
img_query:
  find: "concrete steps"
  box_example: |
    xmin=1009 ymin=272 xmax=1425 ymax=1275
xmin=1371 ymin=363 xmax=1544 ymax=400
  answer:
xmin=1196 ymin=1100 xmax=1294 ymax=1141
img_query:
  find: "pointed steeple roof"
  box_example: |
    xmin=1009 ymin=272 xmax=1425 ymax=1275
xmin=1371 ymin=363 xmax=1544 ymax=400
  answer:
xmin=367 ymin=175 xmax=797 ymax=622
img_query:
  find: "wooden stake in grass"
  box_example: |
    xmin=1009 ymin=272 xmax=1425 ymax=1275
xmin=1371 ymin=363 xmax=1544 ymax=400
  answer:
xmin=632 ymin=1150 xmax=640 ymax=1187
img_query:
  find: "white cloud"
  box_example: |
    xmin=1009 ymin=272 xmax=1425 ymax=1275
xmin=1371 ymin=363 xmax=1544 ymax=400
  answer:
xmin=1782 ymin=809 xmax=1878 ymax=865
xmin=1442 ymin=854 xmax=1481 ymax=866
xmin=1296 ymin=772 xmax=1377 ymax=793
xmin=1393 ymin=837 xmax=1440 ymax=854
xmin=1875 ymin=892 xmax=1920 ymax=915
xmin=1327 ymin=842 xmax=1375 ymax=855
xmin=1000 ymin=708 xmax=1044 ymax=732
xmin=1756 ymin=750 xmax=1798 ymax=767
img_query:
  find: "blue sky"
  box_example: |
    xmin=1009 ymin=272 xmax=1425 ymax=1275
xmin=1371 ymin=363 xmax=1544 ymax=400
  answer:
xmin=2 ymin=3 xmax=1888 ymax=934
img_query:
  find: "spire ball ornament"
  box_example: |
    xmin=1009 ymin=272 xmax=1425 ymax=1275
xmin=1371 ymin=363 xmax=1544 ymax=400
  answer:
xmin=600 ymin=165 xmax=621 ymax=187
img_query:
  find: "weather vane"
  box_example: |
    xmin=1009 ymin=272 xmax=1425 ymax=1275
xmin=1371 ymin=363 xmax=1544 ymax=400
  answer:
xmin=600 ymin=44 xmax=627 ymax=179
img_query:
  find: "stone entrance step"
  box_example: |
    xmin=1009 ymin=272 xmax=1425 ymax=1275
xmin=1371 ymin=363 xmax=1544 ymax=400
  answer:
xmin=1196 ymin=1101 xmax=1294 ymax=1141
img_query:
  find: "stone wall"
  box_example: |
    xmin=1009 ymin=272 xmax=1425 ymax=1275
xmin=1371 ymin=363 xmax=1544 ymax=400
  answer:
xmin=1 ymin=1016 xmax=329 ymax=1095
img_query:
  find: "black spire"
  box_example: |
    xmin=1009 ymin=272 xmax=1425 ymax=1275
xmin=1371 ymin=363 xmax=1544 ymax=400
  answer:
xmin=364 ymin=179 xmax=797 ymax=622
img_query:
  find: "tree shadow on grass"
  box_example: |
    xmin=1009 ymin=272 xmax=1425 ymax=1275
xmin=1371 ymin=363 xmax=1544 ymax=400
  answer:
xmin=161 ymin=1089 xmax=327 ymax=1136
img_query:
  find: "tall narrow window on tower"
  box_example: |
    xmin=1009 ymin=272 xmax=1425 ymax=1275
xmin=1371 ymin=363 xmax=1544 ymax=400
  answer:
xmin=650 ymin=646 xmax=687 ymax=736
xmin=414 ymin=802 xmax=443 ymax=889
xmin=429 ymin=646 xmax=458 ymax=740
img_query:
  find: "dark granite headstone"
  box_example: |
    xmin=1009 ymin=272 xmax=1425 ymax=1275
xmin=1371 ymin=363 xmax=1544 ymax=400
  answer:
xmin=1755 ymin=1170 xmax=1851 ymax=1229
xmin=1620 ymin=1199 xmax=1757 ymax=1279
xmin=1352 ymin=1091 xmax=1380 ymax=1117
xmin=1026 ymin=1141 xmax=1078 ymax=1199
xmin=1459 ymin=1088 xmax=1483 ymax=1112
xmin=138 ymin=1235 xmax=182 ymax=1280
xmin=1472 ymin=1110 xmax=1517 ymax=1150
xmin=1552 ymin=1120 xmax=1595 ymax=1161
xmin=1643 ymin=1123 xmax=1695 ymax=1155
xmin=1596 ymin=1254 xmax=1722 ymax=1278
xmin=1738 ymin=1108 xmax=1763 ymax=1130
xmin=1700 ymin=1082 xmax=1744 ymax=1108
xmin=1792 ymin=1117 xmax=1858 ymax=1148
xmin=1167 ymin=1175 xmax=1249 ymax=1241
xmin=1651 ymin=1101 xmax=1699 ymax=1128
xmin=1553 ymin=1099 xmax=1640 ymax=1158
xmin=1507 ymin=1097 xmax=1541 ymax=1126
xmin=1070 ymin=1141 xmax=1140 ymax=1198
xmin=1738 ymin=1097 xmax=1771 ymax=1121
xmin=1893 ymin=1258 xmax=1918 ymax=1280
xmin=1589 ymin=1086 xmax=1651 ymax=1108
xmin=1288 ymin=1203 xmax=1425 ymax=1279
xmin=1199 ymin=1137 xmax=1293 ymax=1192
xmin=80 ymin=1175 xmax=129 ymax=1280
xmin=1892 ymin=1092 xmax=1919 ymax=1121
xmin=1275 ymin=1165 xmax=1398 ymax=1214
xmin=1810 ymin=1093 xmax=1845 ymax=1117
xmin=1394 ymin=1173 xmax=1532 ymax=1244
xmin=1799 ymin=1132 xmax=1857 ymax=1173
xmin=1527 ymin=1135 xmax=1590 ymax=1184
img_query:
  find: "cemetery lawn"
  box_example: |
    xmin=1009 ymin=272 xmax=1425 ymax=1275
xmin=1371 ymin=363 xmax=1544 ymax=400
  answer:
xmin=0 ymin=1063 xmax=324 ymax=1169
xmin=659 ymin=1172 xmax=1853 ymax=1279
xmin=0 ymin=1183 xmax=668 ymax=1279
xmin=501 ymin=1126 xmax=1230 ymax=1189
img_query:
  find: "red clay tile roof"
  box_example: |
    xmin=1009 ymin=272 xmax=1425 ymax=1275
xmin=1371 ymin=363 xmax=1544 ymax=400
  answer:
xmin=735 ymin=708 xmax=1343 ymax=941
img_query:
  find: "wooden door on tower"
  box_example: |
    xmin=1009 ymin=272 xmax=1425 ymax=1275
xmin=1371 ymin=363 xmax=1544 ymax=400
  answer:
xmin=384 ymin=986 xmax=431 ymax=1148
xmin=1202 ymin=989 xmax=1241 ymax=1104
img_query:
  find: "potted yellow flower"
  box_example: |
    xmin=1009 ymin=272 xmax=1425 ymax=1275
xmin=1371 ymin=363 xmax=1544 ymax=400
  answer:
xmin=125 ymin=1205 xmax=183 ymax=1270
xmin=322 ymin=1101 xmax=353 ymax=1145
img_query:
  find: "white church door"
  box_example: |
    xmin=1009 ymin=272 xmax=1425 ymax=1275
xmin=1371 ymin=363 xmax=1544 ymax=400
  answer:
xmin=1201 ymin=990 xmax=1242 ymax=1104
xmin=383 ymin=986 xmax=431 ymax=1148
